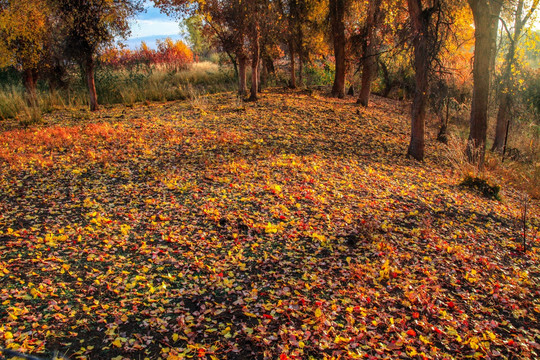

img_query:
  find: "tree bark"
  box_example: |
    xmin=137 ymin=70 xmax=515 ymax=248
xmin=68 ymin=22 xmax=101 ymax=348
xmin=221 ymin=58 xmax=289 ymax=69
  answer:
xmin=85 ymin=56 xmax=99 ymax=111
xmin=22 ymin=67 xmax=38 ymax=106
xmin=330 ymin=0 xmax=346 ymax=98
xmin=289 ymin=40 xmax=297 ymax=88
xmin=299 ymin=52 xmax=304 ymax=86
xmin=227 ymin=51 xmax=239 ymax=80
xmin=407 ymin=0 xmax=434 ymax=161
xmin=358 ymin=0 xmax=381 ymax=107
xmin=248 ymin=22 xmax=260 ymax=101
xmin=257 ymin=57 xmax=262 ymax=93
xmin=378 ymin=60 xmax=394 ymax=97
xmin=467 ymin=0 xmax=502 ymax=167
xmin=492 ymin=0 xmax=527 ymax=152
xmin=492 ymin=93 xmax=512 ymax=151
xmin=260 ymin=54 xmax=268 ymax=90
xmin=238 ymin=53 xmax=248 ymax=96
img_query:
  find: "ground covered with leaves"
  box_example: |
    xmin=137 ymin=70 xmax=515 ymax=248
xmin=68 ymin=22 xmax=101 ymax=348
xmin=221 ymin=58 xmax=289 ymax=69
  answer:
xmin=0 ymin=89 xmax=539 ymax=359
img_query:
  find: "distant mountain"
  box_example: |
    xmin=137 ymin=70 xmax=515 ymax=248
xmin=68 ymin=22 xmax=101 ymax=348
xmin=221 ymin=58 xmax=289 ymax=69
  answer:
xmin=122 ymin=34 xmax=186 ymax=49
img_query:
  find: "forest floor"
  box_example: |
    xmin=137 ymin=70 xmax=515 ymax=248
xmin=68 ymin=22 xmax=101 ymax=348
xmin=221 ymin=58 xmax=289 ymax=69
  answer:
xmin=0 ymin=88 xmax=539 ymax=360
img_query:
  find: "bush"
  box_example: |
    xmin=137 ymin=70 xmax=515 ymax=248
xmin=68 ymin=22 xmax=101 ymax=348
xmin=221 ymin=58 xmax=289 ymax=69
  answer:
xmin=521 ymin=69 xmax=540 ymax=118
xmin=304 ymin=60 xmax=335 ymax=87
xmin=101 ymin=38 xmax=194 ymax=72
xmin=460 ymin=175 xmax=501 ymax=200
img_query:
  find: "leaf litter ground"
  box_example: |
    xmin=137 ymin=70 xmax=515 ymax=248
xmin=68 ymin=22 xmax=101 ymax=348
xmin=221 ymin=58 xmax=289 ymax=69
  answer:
xmin=0 ymin=89 xmax=539 ymax=359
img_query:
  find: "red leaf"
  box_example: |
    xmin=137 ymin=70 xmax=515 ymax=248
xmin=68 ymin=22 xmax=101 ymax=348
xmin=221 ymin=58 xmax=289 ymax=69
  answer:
xmin=407 ymin=329 xmax=416 ymax=337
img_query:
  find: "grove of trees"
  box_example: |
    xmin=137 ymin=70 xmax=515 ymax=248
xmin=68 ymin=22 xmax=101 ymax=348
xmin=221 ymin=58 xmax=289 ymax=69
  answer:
xmin=0 ymin=0 xmax=539 ymax=166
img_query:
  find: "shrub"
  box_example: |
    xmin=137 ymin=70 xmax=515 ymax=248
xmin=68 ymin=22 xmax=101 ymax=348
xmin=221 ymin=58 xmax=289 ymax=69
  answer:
xmin=460 ymin=175 xmax=501 ymax=200
xmin=521 ymin=68 xmax=540 ymax=118
xmin=101 ymin=38 xmax=194 ymax=72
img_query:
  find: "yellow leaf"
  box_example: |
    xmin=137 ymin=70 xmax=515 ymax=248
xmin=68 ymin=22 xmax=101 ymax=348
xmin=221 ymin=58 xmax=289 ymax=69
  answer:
xmin=172 ymin=333 xmax=179 ymax=342
xmin=315 ymin=308 xmax=322 ymax=318
xmin=4 ymin=331 xmax=13 ymax=339
xmin=264 ymin=222 xmax=278 ymax=234
xmin=112 ymin=338 xmax=122 ymax=348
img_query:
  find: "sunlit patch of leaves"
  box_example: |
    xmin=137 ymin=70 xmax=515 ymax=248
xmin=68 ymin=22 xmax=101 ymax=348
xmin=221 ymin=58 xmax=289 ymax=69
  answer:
xmin=0 ymin=89 xmax=539 ymax=360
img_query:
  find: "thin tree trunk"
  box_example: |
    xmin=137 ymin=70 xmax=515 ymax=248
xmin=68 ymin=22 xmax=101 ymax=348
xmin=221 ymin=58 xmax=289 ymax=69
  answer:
xmin=467 ymin=0 xmax=502 ymax=167
xmin=258 ymin=58 xmax=262 ymax=93
xmin=299 ymin=52 xmax=304 ymax=86
xmin=260 ymin=54 xmax=268 ymax=90
xmin=358 ymin=0 xmax=382 ymax=107
xmin=227 ymin=51 xmax=239 ymax=80
xmin=378 ymin=60 xmax=393 ymax=97
xmin=238 ymin=54 xmax=248 ymax=96
xmin=330 ymin=0 xmax=346 ymax=98
xmin=492 ymin=0 xmax=527 ymax=152
xmin=85 ymin=56 xmax=99 ymax=111
xmin=289 ymin=40 xmax=296 ymax=88
xmin=492 ymin=93 xmax=512 ymax=151
xmin=407 ymin=0 xmax=431 ymax=161
xmin=249 ymin=23 xmax=260 ymax=101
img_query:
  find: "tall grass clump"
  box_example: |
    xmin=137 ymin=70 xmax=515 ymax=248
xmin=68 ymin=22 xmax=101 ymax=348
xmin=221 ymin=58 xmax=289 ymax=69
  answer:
xmin=0 ymin=86 xmax=27 ymax=120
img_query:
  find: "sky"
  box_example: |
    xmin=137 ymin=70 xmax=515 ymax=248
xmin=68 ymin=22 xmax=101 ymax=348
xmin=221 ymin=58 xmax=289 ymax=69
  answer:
xmin=125 ymin=2 xmax=185 ymax=48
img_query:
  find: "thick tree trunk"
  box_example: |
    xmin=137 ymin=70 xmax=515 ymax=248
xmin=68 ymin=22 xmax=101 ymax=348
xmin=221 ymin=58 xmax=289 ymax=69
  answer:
xmin=467 ymin=0 xmax=502 ymax=166
xmin=85 ymin=56 xmax=99 ymax=111
xmin=289 ymin=41 xmax=296 ymax=88
xmin=248 ymin=23 xmax=260 ymax=101
xmin=407 ymin=0 xmax=431 ymax=161
xmin=358 ymin=0 xmax=382 ymax=107
xmin=330 ymin=0 xmax=346 ymax=98
xmin=238 ymin=53 xmax=248 ymax=96
xmin=492 ymin=0 xmax=526 ymax=152
xmin=22 ymin=67 xmax=38 ymax=106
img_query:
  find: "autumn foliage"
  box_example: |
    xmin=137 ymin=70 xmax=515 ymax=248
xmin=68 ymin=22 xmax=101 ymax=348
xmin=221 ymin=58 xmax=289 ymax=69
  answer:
xmin=101 ymin=38 xmax=194 ymax=71
xmin=0 ymin=89 xmax=538 ymax=359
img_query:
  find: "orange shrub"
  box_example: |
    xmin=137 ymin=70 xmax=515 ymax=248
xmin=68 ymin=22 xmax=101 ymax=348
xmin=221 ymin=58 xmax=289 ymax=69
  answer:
xmin=101 ymin=38 xmax=194 ymax=70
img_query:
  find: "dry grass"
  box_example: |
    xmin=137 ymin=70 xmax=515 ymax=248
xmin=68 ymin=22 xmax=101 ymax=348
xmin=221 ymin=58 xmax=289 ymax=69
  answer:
xmin=0 ymin=62 xmax=235 ymax=122
xmin=444 ymin=134 xmax=539 ymax=200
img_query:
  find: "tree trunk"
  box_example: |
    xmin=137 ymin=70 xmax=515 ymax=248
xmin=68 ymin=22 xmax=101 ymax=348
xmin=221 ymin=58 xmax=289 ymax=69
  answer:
xmin=289 ymin=40 xmax=296 ymax=89
xmin=258 ymin=58 xmax=262 ymax=93
xmin=248 ymin=23 xmax=260 ymax=101
xmin=492 ymin=0 xmax=526 ymax=152
xmin=289 ymin=40 xmax=296 ymax=88
xmin=227 ymin=51 xmax=239 ymax=80
xmin=238 ymin=53 xmax=248 ymax=96
xmin=378 ymin=60 xmax=393 ymax=97
xmin=492 ymin=93 xmax=512 ymax=151
xmin=467 ymin=0 xmax=502 ymax=167
xmin=22 ymin=67 xmax=38 ymax=106
xmin=330 ymin=0 xmax=346 ymax=98
xmin=260 ymin=54 xmax=268 ymax=90
xmin=407 ymin=0 xmax=431 ymax=161
xmin=299 ymin=52 xmax=304 ymax=86
xmin=358 ymin=0 xmax=382 ymax=107
xmin=85 ymin=56 xmax=99 ymax=111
